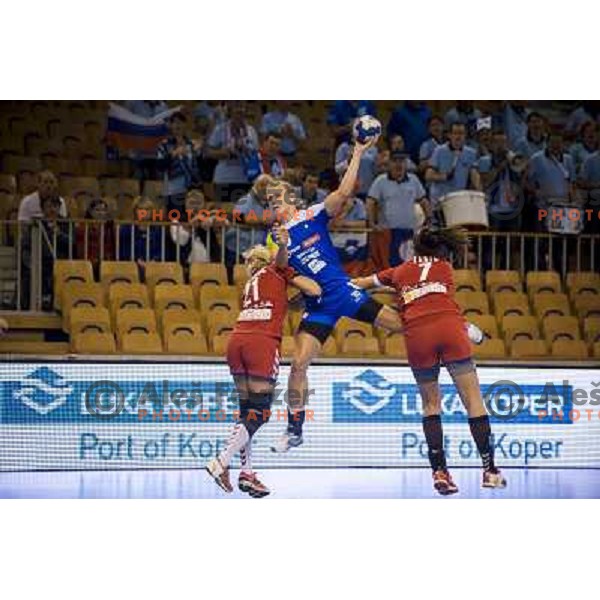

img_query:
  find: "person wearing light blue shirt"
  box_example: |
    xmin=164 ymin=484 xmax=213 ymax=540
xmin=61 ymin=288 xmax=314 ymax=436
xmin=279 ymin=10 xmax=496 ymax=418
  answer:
xmin=260 ymin=102 xmax=306 ymax=157
xmin=514 ymin=112 xmax=547 ymax=158
xmin=331 ymin=197 xmax=368 ymax=265
xmin=335 ymin=141 xmax=378 ymax=198
xmin=502 ymin=102 xmax=529 ymax=149
xmin=569 ymin=121 xmax=598 ymax=176
xmin=444 ymin=101 xmax=482 ymax=141
xmin=386 ymin=101 xmax=432 ymax=161
xmin=425 ymin=123 xmax=482 ymax=205
xmin=294 ymin=172 xmax=327 ymax=208
xmin=418 ymin=115 xmax=445 ymax=175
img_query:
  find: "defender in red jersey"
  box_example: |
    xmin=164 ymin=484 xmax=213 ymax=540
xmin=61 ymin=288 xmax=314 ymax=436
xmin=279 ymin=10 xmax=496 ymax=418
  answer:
xmin=354 ymin=227 xmax=506 ymax=495
xmin=206 ymin=226 xmax=321 ymax=497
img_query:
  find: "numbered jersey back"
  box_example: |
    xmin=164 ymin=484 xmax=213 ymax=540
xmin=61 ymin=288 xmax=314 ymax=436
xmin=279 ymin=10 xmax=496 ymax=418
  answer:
xmin=234 ymin=264 xmax=295 ymax=340
xmin=376 ymin=256 xmax=461 ymax=326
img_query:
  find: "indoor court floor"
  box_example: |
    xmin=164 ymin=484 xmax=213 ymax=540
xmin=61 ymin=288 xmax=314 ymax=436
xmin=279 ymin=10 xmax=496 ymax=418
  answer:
xmin=1 ymin=468 xmax=599 ymax=499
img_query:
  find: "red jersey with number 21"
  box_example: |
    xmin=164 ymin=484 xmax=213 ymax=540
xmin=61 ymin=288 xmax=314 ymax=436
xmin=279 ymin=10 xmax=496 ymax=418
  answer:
xmin=233 ymin=264 xmax=296 ymax=340
xmin=375 ymin=256 xmax=462 ymax=328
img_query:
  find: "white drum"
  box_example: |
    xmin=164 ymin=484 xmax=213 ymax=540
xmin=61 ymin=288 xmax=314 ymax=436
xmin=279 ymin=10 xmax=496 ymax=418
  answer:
xmin=545 ymin=201 xmax=585 ymax=235
xmin=439 ymin=191 xmax=489 ymax=229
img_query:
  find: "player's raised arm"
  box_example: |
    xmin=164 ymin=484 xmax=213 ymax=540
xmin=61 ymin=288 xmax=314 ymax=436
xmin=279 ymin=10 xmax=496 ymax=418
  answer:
xmin=272 ymin=223 xmax=289 ymax=268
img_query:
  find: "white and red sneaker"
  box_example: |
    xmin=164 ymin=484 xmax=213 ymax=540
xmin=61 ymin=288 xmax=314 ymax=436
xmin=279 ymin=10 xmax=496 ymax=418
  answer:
xmin=205 ymin=458 xmax=233 ymax=493
xmin=432 ymin=469 xmax=459 ymax=496
xmin=482 ymin=468 xmax=507 ymax=489
xmin=238 ymin=471 xmax=271 ymax=498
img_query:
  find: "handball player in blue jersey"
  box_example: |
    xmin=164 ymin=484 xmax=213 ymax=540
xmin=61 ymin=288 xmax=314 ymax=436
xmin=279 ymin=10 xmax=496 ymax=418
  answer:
xmin=267 ymin=138 xmax=405 ymax=452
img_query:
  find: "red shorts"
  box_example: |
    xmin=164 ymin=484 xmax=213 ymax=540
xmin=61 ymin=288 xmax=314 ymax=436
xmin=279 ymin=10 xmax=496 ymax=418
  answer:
xmin=226 ymin=333 xmax=281 ymax=382
xmin=404 ymin=313 xmax=471 ymax=371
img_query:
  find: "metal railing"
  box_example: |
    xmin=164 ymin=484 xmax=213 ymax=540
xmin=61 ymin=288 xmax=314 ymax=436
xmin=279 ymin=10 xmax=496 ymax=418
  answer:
xmin=0 ymin=218 xmax=598 ymax=312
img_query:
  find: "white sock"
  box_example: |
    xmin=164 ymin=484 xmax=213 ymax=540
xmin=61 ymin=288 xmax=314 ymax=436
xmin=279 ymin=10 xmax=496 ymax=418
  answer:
xmin=240 ymin=440 xmax=253 ymax=474
xmin=218 ymin=422 xmax=249 ymax=468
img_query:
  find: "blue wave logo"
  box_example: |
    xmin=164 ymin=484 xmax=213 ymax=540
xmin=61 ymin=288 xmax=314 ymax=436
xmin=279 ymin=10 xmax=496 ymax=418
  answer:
xmin=340 ymin=370 xmax=396 ymax=415
xmin=12 ymin=367 xmax=74 ymax=415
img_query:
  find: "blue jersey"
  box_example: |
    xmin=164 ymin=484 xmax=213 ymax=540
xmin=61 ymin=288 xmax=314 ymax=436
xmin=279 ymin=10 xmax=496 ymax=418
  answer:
xmin=280 ymin=202 xmax=373 ymax=328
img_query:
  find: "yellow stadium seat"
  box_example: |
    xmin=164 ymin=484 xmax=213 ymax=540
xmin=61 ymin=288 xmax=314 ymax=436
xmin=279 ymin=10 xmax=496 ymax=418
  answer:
xmin=198 ymin=285 xmax=240 ymax=312
xmin=281 ymin=336 xmax=296 ymax=358
xmin=121 ymin=331 xmax=163 ymax=354
xmin=542 ymin=316 xmax=580 ymax=343
xmin=109 ymin=283 xmax=150 ymax=322
xmin=583 ymin=317 xmax=600 ymax=343
xmin=61 ymin=282 xmax=105 ymax=332
xmin=154 ymin=285 xmax=195 ymax=314
xmin=526 ymin=271 xmax=561 ymax=296
xmin=100 ymin=178 xmax=141 ymax=202
xmin=455 ymin=291 xmax=490 ymax=316
xmin=54 ymin=260 xmax=94 ymax=309
xmin=593 ymin=342 xmax=600 ymax=358
xmin=142 ymin=180 xmax=164 ymax=203
xmin=341 ymin=336 xmax=380 ymax=357
xmin=164 ymin=322 xmax=208 ymax=355
xmin=116 ymin=308 xmax=157 ymax=342
xmin=100 ymin=261 xmax=140 ymax=288
xmin=574 ymin=295 xmax=600 ymax=319
xmin=502 ymin=315 xmax=539 ymax=345
xmin=532 ymin=293 xmax=571 ymax=320
xmin=0 ymin=174 xmax=17 ymax=195
xmin=211 ymin=332 xmax=232 ymax=355
xmin=190 ymin=262 xmax=228 ymax=292
xmin=59 ymin=176 xmax=100 ymax=203
xmin=145 ymin=262 xmax=184 ymax=290
xmin=384 ymin=334 xmax=407 ymax=358
xmin=493 ymin=292 xmax=530 ymax=319
xmin=207 ymin=312 xmax=238 ymax=337
xmin=72 ymin=331 xmax=117 ymax=354
xmin=233 ymin=264 xmax=249 ymax=288
xmin=566 ymin=271 xmax=600 ymax=294
xmin=70 ymin=306 xmax=112 ymax=337
xmin=486 ymin=270 xmax=522 ymax=294
xmin=469 ymin=314 xmax=499 ymax=339
xmin=335 ymin=318 xmax=373 ymax=345
xmin=322 ymin=337 xmax=339 ymax=357
xmin=551 ymin=339 xmax=589 ymax=360
xmin=510 ymin=339 xmax=549 ymax=359
xmin=472 ymin=338 xmax=506 ymax=359
xmin=453 ymin=269 xmax=482 ymax=292
xmin=161 ymin=308 xmax=203 ymax=334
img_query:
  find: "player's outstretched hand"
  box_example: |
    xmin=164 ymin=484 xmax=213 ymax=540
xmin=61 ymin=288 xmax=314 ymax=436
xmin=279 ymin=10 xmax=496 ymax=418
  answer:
xmin=272 ymin=223 xmax=289 ymax=247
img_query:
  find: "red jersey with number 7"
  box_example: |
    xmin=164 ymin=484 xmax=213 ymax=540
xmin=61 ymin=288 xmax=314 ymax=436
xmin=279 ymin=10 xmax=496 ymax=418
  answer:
xmin=233 ymin=263 xmax=296 ymax=340
xmin=375 ymin=256 xmax=462 ymax=328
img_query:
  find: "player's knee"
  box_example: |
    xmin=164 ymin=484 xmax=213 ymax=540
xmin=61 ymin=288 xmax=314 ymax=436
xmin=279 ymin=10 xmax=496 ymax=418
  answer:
xmin=290 ymin=354 xmax=311 ymax=377
xmin=241 ymin=392 xmax=272 ymax=437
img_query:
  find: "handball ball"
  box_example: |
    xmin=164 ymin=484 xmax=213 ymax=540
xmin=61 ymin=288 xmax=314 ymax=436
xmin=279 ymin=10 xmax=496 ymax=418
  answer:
xmin=352 ymin=115 xmax=382 ymax=145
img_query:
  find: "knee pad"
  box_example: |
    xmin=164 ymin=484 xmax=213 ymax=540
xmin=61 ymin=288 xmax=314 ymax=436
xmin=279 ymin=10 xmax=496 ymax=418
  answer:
xmin=240 ymin=392 xmax=273 ymax=437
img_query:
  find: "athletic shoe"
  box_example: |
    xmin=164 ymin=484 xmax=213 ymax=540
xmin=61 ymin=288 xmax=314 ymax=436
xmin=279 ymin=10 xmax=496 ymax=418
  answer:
xmin=482 ymin=468 xmax=507 ymax=489
xmin=432 ymin=469 xmax=459 ymax=496
xmin=270 ymin=431 xmax=304 ymax=453
xmin=205 ymin=458 xmax=233 ymax=493
xmin=238 ymin=472 xmax=270 ymax=498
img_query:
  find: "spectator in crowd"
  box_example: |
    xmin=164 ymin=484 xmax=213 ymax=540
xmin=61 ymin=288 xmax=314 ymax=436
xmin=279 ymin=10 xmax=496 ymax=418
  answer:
xmin=294 ymin=171 xmax=327 ymax=208
xmin=444 ymin=101 xmax=482 ymax=141
xmin=156 ymin=112 xmax=203 ymax=212
xmin=367 ymin=150 xmax=430 ymax=269
xmin=258 ymin=133 xmax=286 ymax=178
xmin=418 ymin=115 xmax=445 ymax=175
xmin=577 ymin=149 xmax=600 ymax=236
xmin=386 ymin=101 xmax=432 ymax=162
xmin=18 ymin=171 xmax=67 ymax=222
xmin=569 ymin=120 xmax=598 ymax=175
xmin=335 ymin=139 xmax=378 ymax=198
xmin=224 ymin=174 xmax=276 ymax=268
xmin=514 ymin=112 xmax=547 ymax=158
xmin=388 ymin=134 xmax=417 ymax=172
xmin=169 ymin=189 xmax=223 ymax=269
xmin=425 ymin=122 xmax=482 ymax=206
xmin=125 ymin=101 xmax=169 ymax=119
xmin=472 ymin=117 xmax=493 ymax=157
xmin=565 ymin=101 xmax=600 ymax=136
xmin=206 ymin=101 xmax=259 ymax=203
xmin=327 ymin=100 xmax=377 ymax=145
xmin=502 ymin=101 xmax=529 ymax=149
xmin=260 ymin=101 xmax=307 ymax=159
xmin=76 ymin=198 xmax=116 ymax=275
xmin=118 ymin=197 xmax=163 ymax=265
xmin=330 ymin=196 xmax=370 ymax=276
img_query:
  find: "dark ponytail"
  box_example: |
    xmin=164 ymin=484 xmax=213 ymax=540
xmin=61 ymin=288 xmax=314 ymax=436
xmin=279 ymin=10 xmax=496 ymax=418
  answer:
xmin=413 ymin=227 xmax=468 ymax=259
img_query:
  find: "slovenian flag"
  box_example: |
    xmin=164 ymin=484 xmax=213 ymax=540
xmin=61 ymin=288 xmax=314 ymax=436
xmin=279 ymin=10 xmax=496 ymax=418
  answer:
xmin=105 ymin=102 xmax=182 ymax=155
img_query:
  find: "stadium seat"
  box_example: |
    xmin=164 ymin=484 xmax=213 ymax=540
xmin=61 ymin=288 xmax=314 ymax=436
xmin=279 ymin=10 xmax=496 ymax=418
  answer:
xmin=335 ymin=318 xmax=373 ymax=345
xmin=198 ymin=285 xmax=240 ymax=313
xmin=472 ymin=338 xmax=506 ymax=359
xmin=341 ymin=336 xmax=380 ymax=357
xmin=526 ymin=271 xmax=561 ymax=296
xmin=384 ymin=334 xmax=407 ymax=358
xmin=2 ymin=155 xmax=43 ymax=178
xmin=61 ymin=282 xmax=105 ymax=332
xmin=233 ymin=265 xmax=249 ymax=289
xmin=485 ymin=270 xmax=522 ymax=294
xmin=493 ymin=292 xmax=530 ymax=319
xmin=281 ymin=336 xmax=296 ymax=358
xmin=469 ymin=314 xmax=499 ymax=339
xmin=502 ymin=315 xmax=539 ymax=345
xmin=454 ymin=291 xmax=490 ymax=316
xmin=116 ymin=308 xmax=157 ymax=343
xmin=145 ymin=262 xmax=184 ymax=297
xmin=566 ymin=271 xmax=600 ymax=295
xmin=190 ymin=262 xmax=228 ymax=293
xmin=542 ymin=316 xmax=581 ymax=344
xmin=154 ymin=285 xmax=195 ymax=314
xmin=0 ymin=174 xmax=17 ymax=196
xmin=121 ymin=331 xmax=163 ymax=354
xmin=532 ymin=293 xmax=571 ymax=320
xmin=70 ymin=306 xmax=112 ymax=337
xmin=142 ymin=180 xmax=164 ymax=204
xmin=72 ymin=331 xmax=117 ymax=354
xmin=322 ymin=337 xmax=339 ymax=357
xmin=593 ymin=342 xmax=600 ymax=359
xmin=510 ymin=339 xmax=549 ymax=359
xmin=583 ymin=317 xmax=600 ymax=343
xmin=100 ymin=178 xmax=141 ymax=202
xmin=207 ymin=312 xmax=238 ymax=337
xmin=574 ymin=295 xmax=600 ymax=319
xmin=100 ymin=261 xmax=140 ymax=288
xmin=551 ymin=339 xmax=589 ymax=360
xmin=161 ymin=308 xmax=203 ymax=334
xmin=109 ymin=283 xmax=150 ymax=322
xmin=453 ymin=269 xmax=482 ymax=292
xmin=59 ymin=176 xmax=100 ymax=204
xmin=164 ymin=322 xmax=208 ymax=355
xmin=53 ymin=260 xmax=94 ymax=309
xmin=211 ymin=332 xmax=231 ymax=355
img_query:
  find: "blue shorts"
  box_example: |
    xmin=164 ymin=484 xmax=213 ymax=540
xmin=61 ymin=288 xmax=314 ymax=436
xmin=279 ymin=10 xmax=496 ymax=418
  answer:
xmin=301 ymin=281 xmax=373 ymax=329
